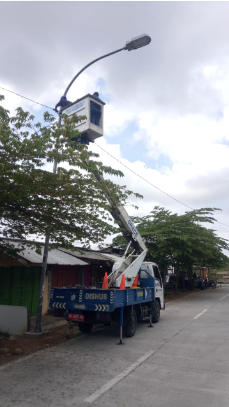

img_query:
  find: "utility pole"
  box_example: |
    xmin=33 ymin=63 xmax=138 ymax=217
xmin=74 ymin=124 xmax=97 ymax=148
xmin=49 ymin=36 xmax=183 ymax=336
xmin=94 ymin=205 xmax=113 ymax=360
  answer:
xmin=33 ymin=34 xmax=151 ymax=334
xmin=34 ymin=113 xmax=62 ymax=333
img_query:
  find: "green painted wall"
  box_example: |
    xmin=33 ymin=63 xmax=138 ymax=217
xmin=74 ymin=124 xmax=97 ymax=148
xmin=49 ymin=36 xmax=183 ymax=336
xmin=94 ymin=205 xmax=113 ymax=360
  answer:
xmin=0 ymin=266 xmax=41 ymax=316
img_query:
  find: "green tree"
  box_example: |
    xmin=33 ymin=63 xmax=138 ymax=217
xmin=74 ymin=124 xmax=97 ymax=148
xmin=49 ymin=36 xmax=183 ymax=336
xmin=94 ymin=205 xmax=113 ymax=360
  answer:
xmin=0 ymin=96 xmax=141 ymax=257
xmin=112 ymin=206 xmax=229 ymax=284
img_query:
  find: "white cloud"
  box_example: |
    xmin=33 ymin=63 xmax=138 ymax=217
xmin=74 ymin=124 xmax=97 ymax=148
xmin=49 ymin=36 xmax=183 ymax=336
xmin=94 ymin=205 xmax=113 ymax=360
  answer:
xmin=104 ymin=104 xmax=135 ymax=137
xmin=1 ymin=1 xmax=229 ymax=254
xmin=0 ymin=82 xmax=29 ymax=113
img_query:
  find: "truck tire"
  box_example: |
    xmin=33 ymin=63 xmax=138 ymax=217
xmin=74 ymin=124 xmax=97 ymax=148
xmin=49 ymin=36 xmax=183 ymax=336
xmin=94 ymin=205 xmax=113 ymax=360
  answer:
xmin=123 ymin=307 xmax=137 ymax=337
xmin=151 ymin=301 xmax=160 ymax=323
xmin=78 ymin=322 xmax=93 ymax=334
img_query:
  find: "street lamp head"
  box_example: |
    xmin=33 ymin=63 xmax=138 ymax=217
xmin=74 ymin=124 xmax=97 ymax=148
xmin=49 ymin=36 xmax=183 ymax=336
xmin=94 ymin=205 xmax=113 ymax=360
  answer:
xmin=125 ymin=34 xmax=151 ymax=51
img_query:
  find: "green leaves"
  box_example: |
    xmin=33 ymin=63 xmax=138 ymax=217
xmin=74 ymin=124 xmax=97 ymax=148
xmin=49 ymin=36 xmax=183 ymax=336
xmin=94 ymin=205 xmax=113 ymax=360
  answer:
xmin=0 ymin=97 xmax=140 ymax=256
xmin=113 ymin=206 xmax=229 ymax=272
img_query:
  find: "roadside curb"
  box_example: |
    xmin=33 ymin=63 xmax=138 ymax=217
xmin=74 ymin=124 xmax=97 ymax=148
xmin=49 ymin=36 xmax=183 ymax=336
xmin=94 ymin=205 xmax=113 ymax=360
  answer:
xmin=165 ymin=286 xmax=223 ymax=306
xmin=165 ymin=292 xmax=196 ymax=305
xmin=30 ymin=319 xmax=67 ymax=332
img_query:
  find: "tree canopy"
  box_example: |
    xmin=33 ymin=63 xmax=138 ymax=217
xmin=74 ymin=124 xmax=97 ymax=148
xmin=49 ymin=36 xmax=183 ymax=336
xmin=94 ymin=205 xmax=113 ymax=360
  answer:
xmin=0 ymin=96 xmax=142 ymax=257
xmin=112 ymin=206 xmax=229 ymax=275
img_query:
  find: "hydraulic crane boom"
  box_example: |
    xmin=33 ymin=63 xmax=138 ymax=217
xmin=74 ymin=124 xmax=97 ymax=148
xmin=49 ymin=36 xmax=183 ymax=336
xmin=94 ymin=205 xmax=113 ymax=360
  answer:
xmin=93 ymin=172 xmax=148 ymax=288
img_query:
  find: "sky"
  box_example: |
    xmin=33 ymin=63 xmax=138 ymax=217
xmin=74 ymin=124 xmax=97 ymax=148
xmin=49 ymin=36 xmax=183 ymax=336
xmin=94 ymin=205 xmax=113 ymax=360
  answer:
xmin=1 ymin=1 xmax=229 ymax=251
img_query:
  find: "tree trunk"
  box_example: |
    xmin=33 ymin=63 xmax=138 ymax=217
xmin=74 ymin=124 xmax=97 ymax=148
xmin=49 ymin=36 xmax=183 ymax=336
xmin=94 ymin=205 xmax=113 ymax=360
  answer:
xmin=162 ymin=265 xmax=167 ymax=286
xmin=175 ymin=266 xmax=179 ymax=293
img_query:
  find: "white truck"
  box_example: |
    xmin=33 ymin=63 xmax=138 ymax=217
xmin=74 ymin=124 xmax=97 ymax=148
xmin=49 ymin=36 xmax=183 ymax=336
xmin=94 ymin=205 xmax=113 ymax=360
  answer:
xmin=50 ymin=174 xmax=165 ymax=341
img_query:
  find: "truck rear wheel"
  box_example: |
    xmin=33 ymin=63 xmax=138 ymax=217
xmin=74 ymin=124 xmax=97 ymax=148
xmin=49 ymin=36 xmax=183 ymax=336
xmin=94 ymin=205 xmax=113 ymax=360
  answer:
xmin=151 ymin=301 xmax=160 ymax=323
xmin=78 ymin=322 xmax=93 ymax=334
xmin=123 ymin=307 xmax=137 ymax=337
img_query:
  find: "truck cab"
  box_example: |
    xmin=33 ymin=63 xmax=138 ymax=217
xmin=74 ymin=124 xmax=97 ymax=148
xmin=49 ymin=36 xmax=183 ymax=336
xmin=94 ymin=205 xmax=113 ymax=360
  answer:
xmin=140 ymin=262 xmax=165 ymax=310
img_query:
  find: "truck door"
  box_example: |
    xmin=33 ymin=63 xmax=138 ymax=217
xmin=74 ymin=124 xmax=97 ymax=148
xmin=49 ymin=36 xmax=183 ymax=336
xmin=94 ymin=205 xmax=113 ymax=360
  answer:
xmin=153 ymin=266 xmax=165 ymax=309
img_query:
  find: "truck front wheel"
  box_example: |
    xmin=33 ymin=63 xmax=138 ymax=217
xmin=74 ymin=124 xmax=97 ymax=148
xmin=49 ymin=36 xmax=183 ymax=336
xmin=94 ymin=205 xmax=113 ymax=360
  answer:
xmin=123 ymin=307 xmax=137 ymax=337
xmin=78 ymin=322 xmax=93 ymax=334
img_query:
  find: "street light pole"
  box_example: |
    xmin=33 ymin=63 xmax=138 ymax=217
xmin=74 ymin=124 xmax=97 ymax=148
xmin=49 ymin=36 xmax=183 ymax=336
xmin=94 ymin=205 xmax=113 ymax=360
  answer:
xmin=34 ymin=34 xmax=151 ymax=334
xmin=56 ymin=34 xmax=151 ymax=107
xmin=34 ymin=112 xmax=62 ymax=333
xmin=63 ymin=47 xmax=126 ymax=98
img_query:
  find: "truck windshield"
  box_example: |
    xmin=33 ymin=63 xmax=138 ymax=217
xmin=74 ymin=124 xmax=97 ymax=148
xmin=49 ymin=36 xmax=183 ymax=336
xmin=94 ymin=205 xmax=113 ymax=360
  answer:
xmin=153 ymin=266 xmax=162 ymax=287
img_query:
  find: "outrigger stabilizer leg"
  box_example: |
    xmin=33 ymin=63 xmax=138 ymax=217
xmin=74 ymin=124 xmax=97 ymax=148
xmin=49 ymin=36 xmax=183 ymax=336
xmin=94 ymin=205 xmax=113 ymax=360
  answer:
xmin=148 ymin=308 xmax=154 ymax=328
xmin=118 ymin=306 xmax=125 ymax=345
xmin=66 ymin=321 xmax=70 ymax=339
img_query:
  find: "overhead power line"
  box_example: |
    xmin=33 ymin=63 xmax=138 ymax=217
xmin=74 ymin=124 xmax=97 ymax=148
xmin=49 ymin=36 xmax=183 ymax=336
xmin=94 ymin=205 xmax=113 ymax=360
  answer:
xmin=0 ymin=86 xmax=56 ymax=112
xmin=94 ymin=142 xmax=229 ymax=229
xmin=95 ymin=143 xmax=193 ymax=210
xmin=1 ymin=86 xmax=228 ymax=229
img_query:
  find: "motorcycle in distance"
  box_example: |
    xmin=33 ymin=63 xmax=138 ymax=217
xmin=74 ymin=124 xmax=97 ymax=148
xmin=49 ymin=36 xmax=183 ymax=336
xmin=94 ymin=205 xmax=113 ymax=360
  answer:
xmin=192 ymin=276 xmax=205 ymax=290
xmin=205 ymin=279 xmax=217 ymax=289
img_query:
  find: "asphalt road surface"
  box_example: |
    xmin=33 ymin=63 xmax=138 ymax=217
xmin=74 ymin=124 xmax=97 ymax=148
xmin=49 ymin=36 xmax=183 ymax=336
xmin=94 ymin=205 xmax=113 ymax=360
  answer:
xmin=1 ymin=286 xmax=229 ymax=407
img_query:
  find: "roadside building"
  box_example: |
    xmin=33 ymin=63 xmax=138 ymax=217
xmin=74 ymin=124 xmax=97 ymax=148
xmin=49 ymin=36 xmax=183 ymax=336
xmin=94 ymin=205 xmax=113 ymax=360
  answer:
xmin=58 ymin=248 xmax=122 ymax=287
xmin=0 ymin=240 xmax=122 ymax=317
xmin=215 ymin=270 xmax=229 ymax=284
xmin=0 ymin=239 xmax=88 ymax=317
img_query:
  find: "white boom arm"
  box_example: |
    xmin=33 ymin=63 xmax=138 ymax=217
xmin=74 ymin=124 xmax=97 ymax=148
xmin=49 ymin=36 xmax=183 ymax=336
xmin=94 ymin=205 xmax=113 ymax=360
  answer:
xmin=93 ymin=173 xmax=148 ymax=288
xmin=114 ymin=206 xmax=147 ymax=252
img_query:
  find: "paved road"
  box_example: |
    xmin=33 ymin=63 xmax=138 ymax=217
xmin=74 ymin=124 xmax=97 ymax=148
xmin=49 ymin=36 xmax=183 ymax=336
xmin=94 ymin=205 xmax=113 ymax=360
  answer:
xmin=1 ymin=287 xmax=229 ymax=407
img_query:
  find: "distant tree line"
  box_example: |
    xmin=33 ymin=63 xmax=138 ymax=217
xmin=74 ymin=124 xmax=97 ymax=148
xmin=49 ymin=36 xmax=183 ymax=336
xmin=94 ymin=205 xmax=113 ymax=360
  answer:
xmin=112 ymin=206 xmax=229 ymax=282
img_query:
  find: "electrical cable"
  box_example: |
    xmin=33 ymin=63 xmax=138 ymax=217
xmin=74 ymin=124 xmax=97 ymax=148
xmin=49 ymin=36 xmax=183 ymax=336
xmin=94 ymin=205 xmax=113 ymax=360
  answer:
xmin=94 ymin=142 xmax=229 ymax=229
xmin=0 ymin=86 xmax=56 ymax=112
xmin=1 ymin=86 xmax=228 ymax=229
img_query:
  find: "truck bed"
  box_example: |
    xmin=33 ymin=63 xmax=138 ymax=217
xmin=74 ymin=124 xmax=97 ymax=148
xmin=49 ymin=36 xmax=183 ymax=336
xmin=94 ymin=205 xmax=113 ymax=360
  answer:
xmin=50 ymin=284 xmax=155 ymax=312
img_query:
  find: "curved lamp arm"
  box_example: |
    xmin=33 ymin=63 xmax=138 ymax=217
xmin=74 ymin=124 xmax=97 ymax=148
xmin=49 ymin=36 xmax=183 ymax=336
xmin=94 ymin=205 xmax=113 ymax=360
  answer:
xmin=63 ymin=47 xmax=126 ymax=97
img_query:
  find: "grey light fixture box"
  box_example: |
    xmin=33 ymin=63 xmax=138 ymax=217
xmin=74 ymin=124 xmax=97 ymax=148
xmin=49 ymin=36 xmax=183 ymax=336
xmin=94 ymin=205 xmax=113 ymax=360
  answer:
xmin=126 ymin=34 xmax=151 ymax=51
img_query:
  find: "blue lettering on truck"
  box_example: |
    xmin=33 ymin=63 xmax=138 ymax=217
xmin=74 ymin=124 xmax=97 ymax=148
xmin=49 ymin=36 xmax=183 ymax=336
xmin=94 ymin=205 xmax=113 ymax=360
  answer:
xmin=127 ymin=219 xmax=138 ymax=239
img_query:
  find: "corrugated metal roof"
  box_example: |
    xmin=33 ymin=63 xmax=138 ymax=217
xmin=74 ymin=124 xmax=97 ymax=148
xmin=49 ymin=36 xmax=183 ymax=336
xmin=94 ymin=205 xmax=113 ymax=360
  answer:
xmin=1 ymin=239 xmax=123 ymax=265
xmin=4 ymin=242 xmax=88 ymax=266
xmin=58 ymin=248 xmax=109 ymax=261
xmin=58 ymin=248 xmax=122 ymax=263
xmin=97 ymin=253 xmax=123 ymax=263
